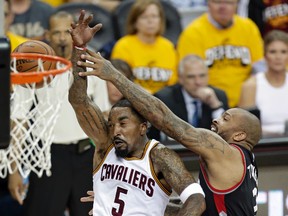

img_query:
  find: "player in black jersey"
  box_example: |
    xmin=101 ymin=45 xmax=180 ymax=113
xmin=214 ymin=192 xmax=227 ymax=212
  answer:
xmin=73 ymin=10 xmax=261 ymax=216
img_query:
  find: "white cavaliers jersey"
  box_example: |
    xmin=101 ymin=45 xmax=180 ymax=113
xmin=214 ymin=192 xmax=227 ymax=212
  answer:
xmin=93 ymin=139 xmax=171 ymax=216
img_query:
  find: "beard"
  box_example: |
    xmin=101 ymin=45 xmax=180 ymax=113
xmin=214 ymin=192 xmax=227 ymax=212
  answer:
xmin=115 ymin=147 xmax=129 ymax=158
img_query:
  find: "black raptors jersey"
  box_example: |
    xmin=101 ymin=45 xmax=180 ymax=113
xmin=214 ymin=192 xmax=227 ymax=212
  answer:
xmin=199 ymin=144 xmax=258 ymax=216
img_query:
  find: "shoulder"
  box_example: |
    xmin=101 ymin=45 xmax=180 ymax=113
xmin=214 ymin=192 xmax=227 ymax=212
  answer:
xmin=150 ymin=142 xmax=175 ymax=159
xmin=209 ymin=85 xmax=226 ymax=94
xmin=154 ymin=84 xmax=176 ymax=96
xmin=185 ymin=14 xmax=208 ymax=30
xmin=154 ymin=84 xmax=179 ymax=99
xmin=31 ymin=0 xmax=54 ymax=11
xmin=234 ymin=15 xmax=260 ymax=29
xmin=180 ymin=14 xmax=208 ymax=36
xmin=157 ymin=36 xmax=175 ymax=47
xmin=116 ymin=35 xmax=136 ymax=44
xmin=242 ymin=75 xmax=257 ymax=89
xmin=114 ymin=35 xmax=136 ymax=46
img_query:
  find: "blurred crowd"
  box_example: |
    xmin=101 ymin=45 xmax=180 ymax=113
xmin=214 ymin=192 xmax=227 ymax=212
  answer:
xmin=1 ymin=0 xmax=288 ymax=215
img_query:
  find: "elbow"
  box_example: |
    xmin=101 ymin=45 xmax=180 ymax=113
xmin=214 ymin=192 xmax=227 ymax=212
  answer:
xmin=68 ymin=92 xmax=76 ymax=106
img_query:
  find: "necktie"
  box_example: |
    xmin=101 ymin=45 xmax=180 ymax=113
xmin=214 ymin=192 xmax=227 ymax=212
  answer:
xmin=191 ymin=101 xmax=199 ymax=127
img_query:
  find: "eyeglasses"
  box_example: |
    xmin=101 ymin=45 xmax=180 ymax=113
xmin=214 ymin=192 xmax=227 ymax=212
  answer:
xmin=210 ymin=0 xmax=238 ymax=5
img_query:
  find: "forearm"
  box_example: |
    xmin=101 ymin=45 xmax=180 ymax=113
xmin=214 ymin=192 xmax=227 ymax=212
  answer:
xmin=69 ymin=47 xmax=88 ymax=105
xmin=164 ymin=202 xmax=181 ymax=216
xmin=110 ymin=72 xmax=184 ymax=140
xmin=177 ymin=195 xmax=206 ymax=216
xmin=69 ymin=47 xmax=108 ymax=142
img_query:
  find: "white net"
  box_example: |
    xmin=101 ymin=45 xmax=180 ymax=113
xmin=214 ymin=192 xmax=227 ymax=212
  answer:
xmin=0 ymin=56 xmax=71 ymax=178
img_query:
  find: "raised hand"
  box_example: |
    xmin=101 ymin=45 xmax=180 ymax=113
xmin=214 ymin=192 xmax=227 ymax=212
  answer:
xmin=70 ymin=10 xmax=102 ymax=47
xmin=77 ymin=49 xmax=119 ymax=81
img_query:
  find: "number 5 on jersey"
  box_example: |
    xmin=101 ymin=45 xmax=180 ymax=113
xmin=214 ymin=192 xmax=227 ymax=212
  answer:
xmin=112 ymin=187 xmax=128 ymax=216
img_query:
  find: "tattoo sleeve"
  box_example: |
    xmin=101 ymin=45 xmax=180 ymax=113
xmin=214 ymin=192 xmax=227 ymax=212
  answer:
xmin=111 ymin=74 xmax=189 ymax=142
xmin=151 ymin=145 xmax=205 ymax=216
xmin=69 ymin=48 xmax=109 ymax=155
xmin=109 ymin=71 xmax=228 ymax=159
xmin=69 ymin=48 xmax=87 ymax=105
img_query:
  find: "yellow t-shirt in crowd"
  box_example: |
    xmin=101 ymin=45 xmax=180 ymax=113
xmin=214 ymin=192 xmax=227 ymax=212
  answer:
xmin=112 ymin=35 xmax=178 ymax=94
xmin=7 ymin=31 xmax=28 ymax=52
xmin=40 ymin=0 xmax=66 ymax=7
xmin=177 ymin=14 xmax=264 ymax=107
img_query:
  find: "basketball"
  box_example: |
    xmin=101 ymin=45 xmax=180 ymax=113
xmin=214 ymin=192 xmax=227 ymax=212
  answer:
xmin=12 ymin=40 xmax=57 ymax=88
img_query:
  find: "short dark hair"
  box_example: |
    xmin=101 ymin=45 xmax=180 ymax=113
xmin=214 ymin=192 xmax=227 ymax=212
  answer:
xmin=111 ymin=99 xmax=147 ymax=123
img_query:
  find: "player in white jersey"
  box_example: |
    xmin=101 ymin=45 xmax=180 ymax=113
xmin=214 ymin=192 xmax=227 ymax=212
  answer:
xmin=68 ymin=10 xmax=205 ymax=216
xmin=93 ymin=137 xmax=170 ymax=215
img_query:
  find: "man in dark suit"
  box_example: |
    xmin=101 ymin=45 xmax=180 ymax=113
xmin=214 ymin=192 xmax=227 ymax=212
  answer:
xmin=148 ymin=54 xmax=229 ymax=141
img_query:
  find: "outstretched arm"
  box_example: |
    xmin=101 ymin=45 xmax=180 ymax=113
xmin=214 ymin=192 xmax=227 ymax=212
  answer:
xmin=68 ymin=10 xmax=109 ymax=167
xmin=71 ymin=11 xmax=230 ymax=162
xmin=77 ymin=51 xmax=229 ymax=161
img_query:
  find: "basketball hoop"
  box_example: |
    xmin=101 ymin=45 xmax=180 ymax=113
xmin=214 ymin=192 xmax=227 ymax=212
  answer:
xmin=0 ymin=53 xmax=72 ymax=178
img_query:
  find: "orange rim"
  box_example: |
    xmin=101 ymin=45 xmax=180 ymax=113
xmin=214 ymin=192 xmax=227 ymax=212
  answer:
xmin=11 ymin=53 xmax=72 ymax=85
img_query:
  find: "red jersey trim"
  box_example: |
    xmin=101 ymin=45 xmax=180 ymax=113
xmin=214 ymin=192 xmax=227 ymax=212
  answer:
xmin=213 ymin=193 xmax=227 ymax=214
xmin=199 ymin=144 xmax=246 ymax=194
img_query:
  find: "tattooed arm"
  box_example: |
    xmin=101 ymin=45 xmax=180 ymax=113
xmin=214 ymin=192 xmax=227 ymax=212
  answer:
xmin=70 ymin=10 xmax=232 ymax=163
xmin=68 ymin=10 xmax=109 ymax=168
xmin=77 ymin=50 xmax=231 ymax=162
xmin=151 ymin=144 xmax=205 ymax=216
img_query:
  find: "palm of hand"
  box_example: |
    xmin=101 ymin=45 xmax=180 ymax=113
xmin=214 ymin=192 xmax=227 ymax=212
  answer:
xmin=70 ymin=10 xmax=102 ymax=47
xmin=71 ymin=26 xmax=94 ymax=47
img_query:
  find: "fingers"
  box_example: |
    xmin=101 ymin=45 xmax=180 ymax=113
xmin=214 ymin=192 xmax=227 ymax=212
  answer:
xmin=87 ymin=190 xmax=94 ymax=196
xmin=78 ymin=10 xmax=85 ymax=23
xmin=79 ymin=52 xmax=101 ymax=64
xmin=89 ymin=209 xmax=93 ymax=215
xmin=10 ymin=187 xmax=23 ymax=205
xmin=77 ymin=59 xmax=96 ymax=68
xmin=86 ymin=49 xmax=100 ymax=58
xmin=84 ymin=14 xmax=93 ymax=26
xmin=80 ymin=196 xmax=93 ymax=202
xmin=80 ymin=190 xmax=94 ymax=203
xmin=16 ymin=189 xmax=24 ymax=205
xmin=70 ymin=23 xmax=76 ymax=29
xmin=92 ymin=23 xmax=102 ymax=34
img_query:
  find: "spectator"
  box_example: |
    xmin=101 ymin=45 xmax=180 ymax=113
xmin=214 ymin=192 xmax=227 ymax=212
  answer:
xmin=4 ymin=0 xmax=27 ymax=51
xmin=177 ymin=0 xmax=264 ymax=108
xmin=239 ymin=0 xmax=288 ymax=37
xmin=239 ymin=30 xmax=288 ymax=137
xmin=148 ymin=54 xmax=228 ymax=141
xmin=111 ymin=0 xmax=178 ymax=94
xmin=8 ymin=11 xmax=94 ymax=216
xmin=40 ymin=0 xmax=67 ymax=7
xmin=9 ymin=0 xmax=54 ymax=40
